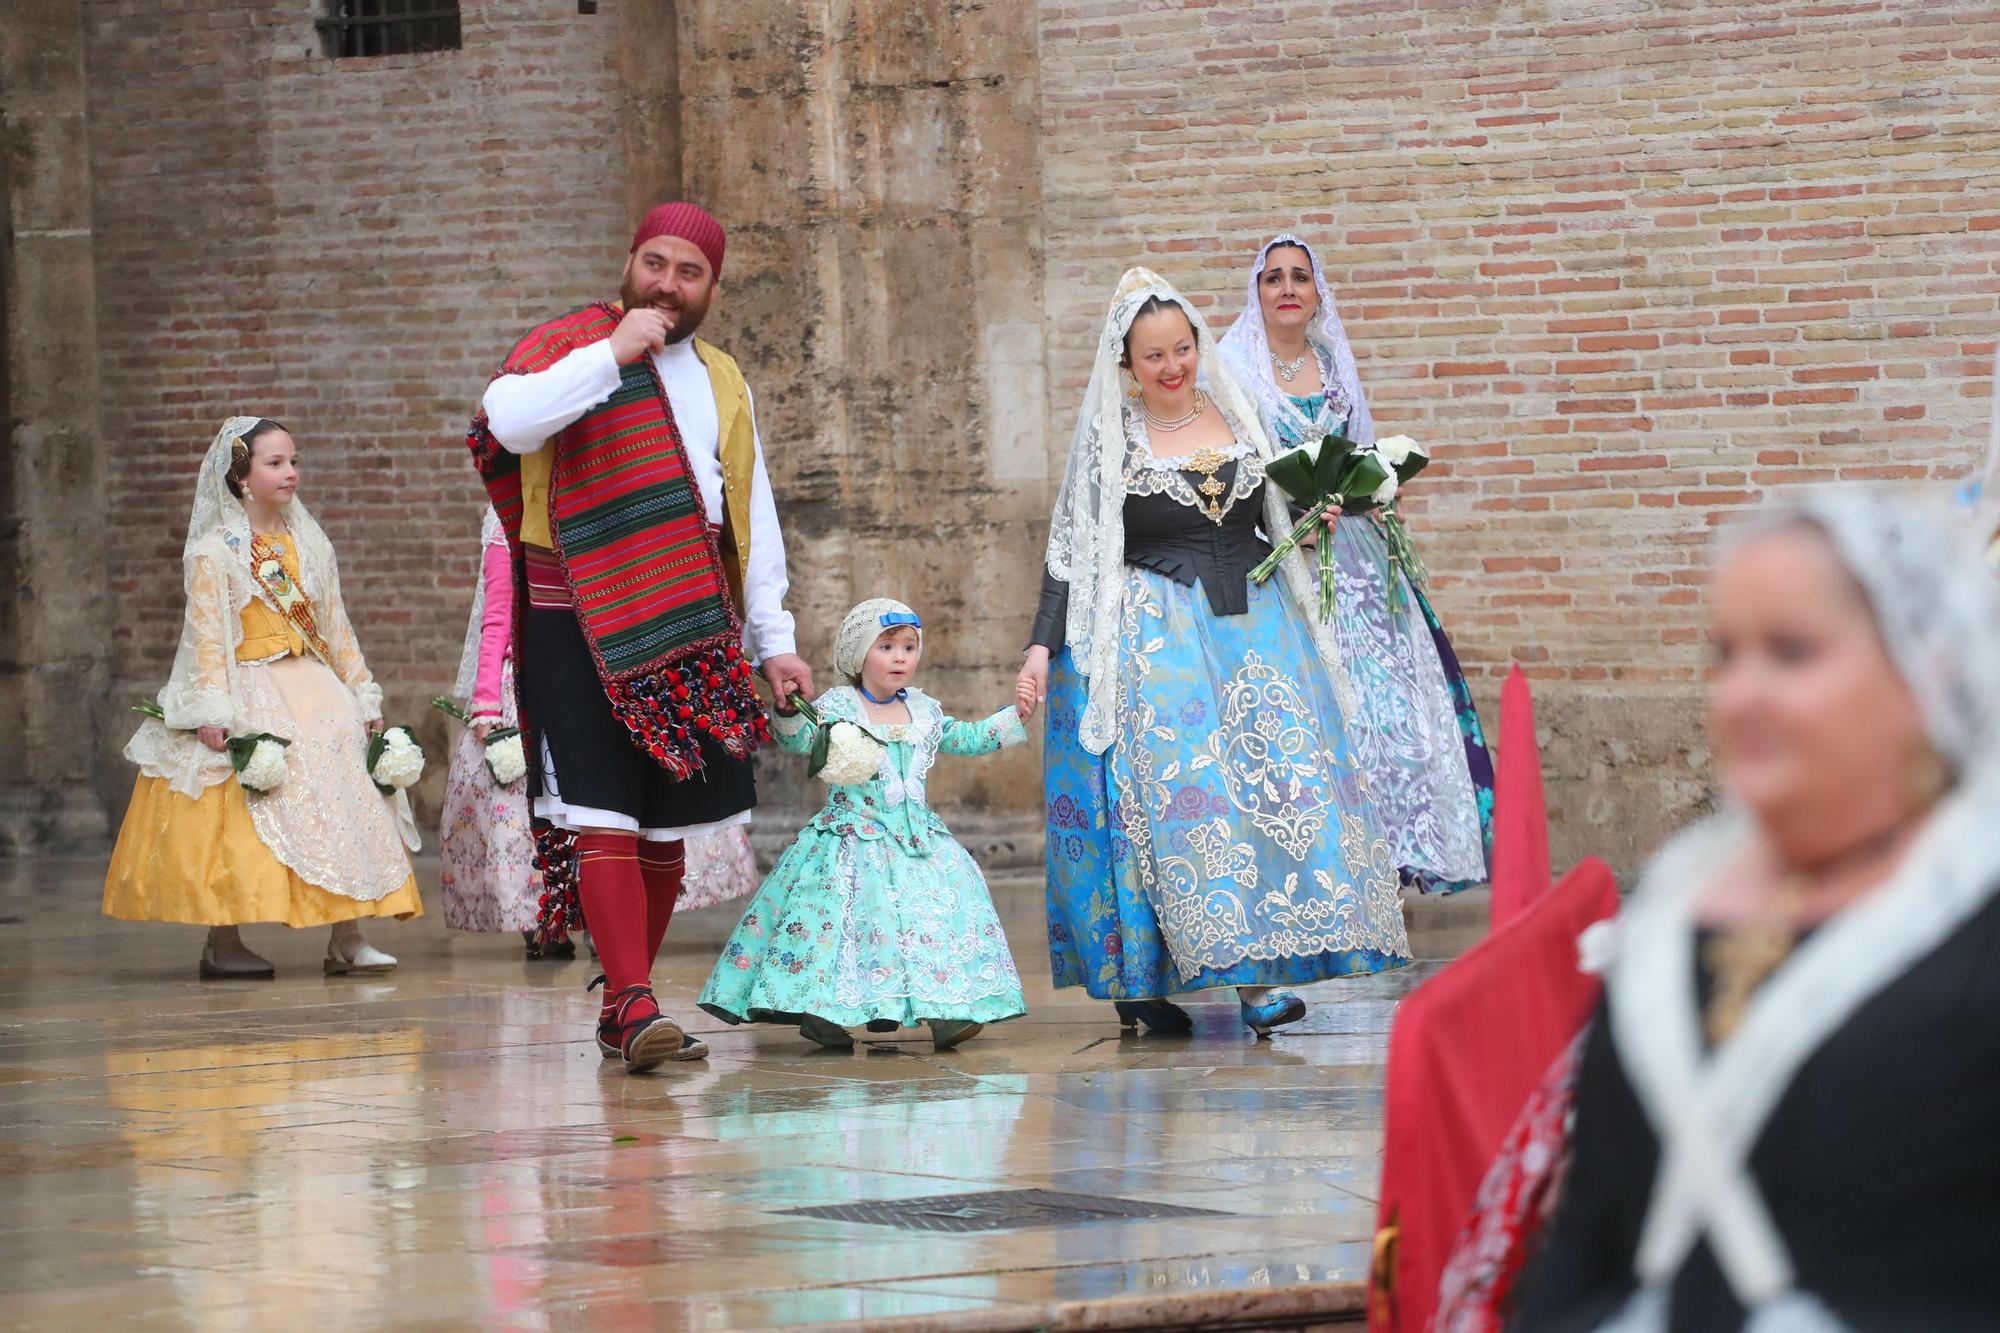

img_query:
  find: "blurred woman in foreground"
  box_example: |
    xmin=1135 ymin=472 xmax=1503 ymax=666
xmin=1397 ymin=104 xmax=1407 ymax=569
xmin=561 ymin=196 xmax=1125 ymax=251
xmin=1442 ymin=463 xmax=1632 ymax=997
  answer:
xmin=1513 ymin=490 xmax=2000 ymax=1332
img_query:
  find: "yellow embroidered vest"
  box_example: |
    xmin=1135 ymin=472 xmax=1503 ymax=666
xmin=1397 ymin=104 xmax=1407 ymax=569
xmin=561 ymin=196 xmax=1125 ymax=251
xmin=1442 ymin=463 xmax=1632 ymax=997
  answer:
xmin=518 ymin=336 xmax=756 ymax=608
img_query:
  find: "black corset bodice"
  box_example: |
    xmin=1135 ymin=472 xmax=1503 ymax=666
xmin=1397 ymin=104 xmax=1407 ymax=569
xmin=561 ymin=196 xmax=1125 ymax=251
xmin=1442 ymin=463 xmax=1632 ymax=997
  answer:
xmin=1030 ymin=447 xmax=1273 ymax=652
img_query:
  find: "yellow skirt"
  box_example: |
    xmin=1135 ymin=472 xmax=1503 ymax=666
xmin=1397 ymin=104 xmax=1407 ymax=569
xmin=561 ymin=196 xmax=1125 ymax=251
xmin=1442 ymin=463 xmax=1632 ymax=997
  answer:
xmin=103 ymin=774 xmax=423 ymax=928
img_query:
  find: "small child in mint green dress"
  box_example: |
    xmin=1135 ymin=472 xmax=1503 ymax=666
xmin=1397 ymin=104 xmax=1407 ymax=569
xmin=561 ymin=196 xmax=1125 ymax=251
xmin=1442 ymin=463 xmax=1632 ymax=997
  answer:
xmin=698 ymin=598 xmax=1029 ymax=1051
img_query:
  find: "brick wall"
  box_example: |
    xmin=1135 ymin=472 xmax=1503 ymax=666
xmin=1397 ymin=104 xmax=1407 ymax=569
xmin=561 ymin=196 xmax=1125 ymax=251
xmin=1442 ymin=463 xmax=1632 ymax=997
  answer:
xmin=1038 ymin=0 xmax=2000 ymax=873
xmin=88 ymin=1 xmax=632 ymax=816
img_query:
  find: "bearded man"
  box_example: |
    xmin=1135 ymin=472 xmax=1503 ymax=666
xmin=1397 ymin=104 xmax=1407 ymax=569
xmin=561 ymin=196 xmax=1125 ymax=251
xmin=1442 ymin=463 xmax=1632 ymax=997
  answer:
xmin=467 ymin=202 xmax=811 ymax=1073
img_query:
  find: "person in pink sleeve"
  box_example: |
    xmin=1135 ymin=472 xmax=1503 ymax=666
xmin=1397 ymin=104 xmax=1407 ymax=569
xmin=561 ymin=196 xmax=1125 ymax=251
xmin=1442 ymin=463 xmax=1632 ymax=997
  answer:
xmin=439 ymin=506 xmax=551 ymax=953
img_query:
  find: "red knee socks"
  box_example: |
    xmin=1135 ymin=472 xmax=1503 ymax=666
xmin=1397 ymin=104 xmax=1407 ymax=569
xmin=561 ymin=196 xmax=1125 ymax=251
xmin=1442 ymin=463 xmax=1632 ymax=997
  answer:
xmin=637 ymin=839 xmax=685 ymax=966
xmin=577 ymin=833 xmax=656 ymax=1031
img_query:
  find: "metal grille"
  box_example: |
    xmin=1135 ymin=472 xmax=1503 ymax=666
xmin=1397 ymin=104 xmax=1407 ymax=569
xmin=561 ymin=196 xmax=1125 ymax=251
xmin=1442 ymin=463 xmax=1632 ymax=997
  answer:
xmin=318 ymin=1 xmax=461 ymax=59
xmin=776 ymin=1188 xmax=1228 ymax=1234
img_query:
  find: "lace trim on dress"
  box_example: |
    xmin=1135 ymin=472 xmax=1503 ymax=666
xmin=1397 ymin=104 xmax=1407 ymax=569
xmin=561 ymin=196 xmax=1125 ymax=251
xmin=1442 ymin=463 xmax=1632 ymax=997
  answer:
xmin=1123 ymin=411 xmax=1266 ymax=524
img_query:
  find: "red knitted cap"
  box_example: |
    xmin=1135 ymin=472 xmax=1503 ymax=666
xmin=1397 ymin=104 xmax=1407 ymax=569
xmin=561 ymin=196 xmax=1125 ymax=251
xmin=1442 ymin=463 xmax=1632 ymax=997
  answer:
xmin=630 ymin=201 xmax=725 ymax=279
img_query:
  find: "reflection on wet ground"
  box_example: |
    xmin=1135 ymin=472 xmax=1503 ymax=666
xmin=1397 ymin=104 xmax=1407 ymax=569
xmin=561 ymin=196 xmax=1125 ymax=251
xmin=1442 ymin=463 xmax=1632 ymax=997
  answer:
xmin=0 ymin=856 xmax=1485 ymax=1330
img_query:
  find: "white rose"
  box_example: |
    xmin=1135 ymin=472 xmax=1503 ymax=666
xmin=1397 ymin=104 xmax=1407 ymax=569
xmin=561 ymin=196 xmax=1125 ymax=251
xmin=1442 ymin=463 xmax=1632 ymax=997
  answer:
xmin=485 ymin=732 xmax=527 ymax=786
xmin=1371 ymin=472 xmax=1399 ymax=507
xmin=817 ymin=720 xmax=887 ymax=786
xmin=371 ymin=726 xmax=426 ymax=792
xmin=1374 ymin=434 xmax=1424 ymax=468
xmin=237 ymin=739 xmax=289 ymax=793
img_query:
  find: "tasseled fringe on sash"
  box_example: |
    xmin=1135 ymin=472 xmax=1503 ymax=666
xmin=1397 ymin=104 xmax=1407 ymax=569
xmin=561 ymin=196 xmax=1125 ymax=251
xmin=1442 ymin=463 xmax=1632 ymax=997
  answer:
xmin=535 ymin=826 xmax=583 ymax=944
xmin=604 ymin=640 xmax=771 ymax=781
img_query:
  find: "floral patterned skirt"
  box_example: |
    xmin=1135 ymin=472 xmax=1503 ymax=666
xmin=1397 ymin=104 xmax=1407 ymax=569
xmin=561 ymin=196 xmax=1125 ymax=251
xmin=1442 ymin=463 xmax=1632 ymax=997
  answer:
xmin=698 ymin=822 xmax=1026 ymax=1029
xmin=1043 ymin=568 xmax=1411 ymax=999
xmin=439 ymin=724 xmax=541 ymax=933
xmin=678 ymin=826 xmax=761 ymax=911
xmin=1329 ymin=517 xmax=1491 ymax=893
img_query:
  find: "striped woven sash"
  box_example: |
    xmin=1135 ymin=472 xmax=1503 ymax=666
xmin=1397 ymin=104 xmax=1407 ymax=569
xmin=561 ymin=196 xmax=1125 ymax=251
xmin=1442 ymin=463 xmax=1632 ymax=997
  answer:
xmin=468 ymin=302 xmax=769 ymax=780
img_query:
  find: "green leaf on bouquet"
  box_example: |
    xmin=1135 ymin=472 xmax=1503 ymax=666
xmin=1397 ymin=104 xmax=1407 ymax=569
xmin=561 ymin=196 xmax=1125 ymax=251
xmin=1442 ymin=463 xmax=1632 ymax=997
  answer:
xmin=807 ymin=723 xmax=832 ymax=779
xmin=1265 ymin=447 xmax=1319 ymax=502
xmin=1336 ymin=453 xmax=1393 ymax=512
xmin=485 ymin=726 xmax=521 ymax=747
xmin=1394 ymin=452 xmax=1429 ymax=485
xmin=1311 ymin=433 xmax=1360 ymax=493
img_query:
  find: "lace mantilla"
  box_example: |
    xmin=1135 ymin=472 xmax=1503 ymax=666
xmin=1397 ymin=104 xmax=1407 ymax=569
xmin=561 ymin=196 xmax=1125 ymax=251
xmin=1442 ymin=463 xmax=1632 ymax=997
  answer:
xmin=127 ymin=416 xmax=390 ymax=800
xmin=1216 ymin=233 xmax=1379 ymax=451
xmin=1042 ymin=267 xmax=1353 ymax=754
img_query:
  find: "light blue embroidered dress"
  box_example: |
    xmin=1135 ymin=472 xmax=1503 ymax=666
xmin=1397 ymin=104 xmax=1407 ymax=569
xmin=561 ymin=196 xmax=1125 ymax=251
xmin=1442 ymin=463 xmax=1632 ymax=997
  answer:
xmin=699 ymin=687 xmax=1028 ymax=1029
xmin=1037 ymin=410 xmax=1411 ymax=1000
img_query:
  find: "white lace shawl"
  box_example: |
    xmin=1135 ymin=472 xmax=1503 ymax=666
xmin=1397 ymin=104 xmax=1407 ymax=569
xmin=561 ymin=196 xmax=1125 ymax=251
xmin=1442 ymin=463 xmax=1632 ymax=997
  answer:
xmin=127 ymin=416 xmax=387 ymax=798
xmin=448 ymin=505 xmax=507 ymax=707
xmin=1044 ymin=266 xmax=1351 ymax=754
xmin=1215 ymin=234 xmax=1377 ymax=451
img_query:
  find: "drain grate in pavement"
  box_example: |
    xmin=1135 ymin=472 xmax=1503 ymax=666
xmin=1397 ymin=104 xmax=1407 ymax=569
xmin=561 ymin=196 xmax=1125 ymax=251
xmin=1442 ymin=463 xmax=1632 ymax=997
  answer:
xmin=776 ymin=1187 xmax=1228 ymax=1233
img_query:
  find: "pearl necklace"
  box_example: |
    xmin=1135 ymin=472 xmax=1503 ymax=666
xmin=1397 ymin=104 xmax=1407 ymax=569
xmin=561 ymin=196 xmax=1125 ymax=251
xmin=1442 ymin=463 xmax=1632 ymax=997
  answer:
xmin=1141 ymin=389 xmax=1208 ymax=433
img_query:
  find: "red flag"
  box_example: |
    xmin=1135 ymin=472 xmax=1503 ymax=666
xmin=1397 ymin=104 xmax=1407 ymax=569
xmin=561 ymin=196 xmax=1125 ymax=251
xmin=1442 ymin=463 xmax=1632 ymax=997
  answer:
xmin=1368 ymin=858 xmax=1619 ymax=1333
xmin=1489 ymin=665 xmax=1552 ymax=931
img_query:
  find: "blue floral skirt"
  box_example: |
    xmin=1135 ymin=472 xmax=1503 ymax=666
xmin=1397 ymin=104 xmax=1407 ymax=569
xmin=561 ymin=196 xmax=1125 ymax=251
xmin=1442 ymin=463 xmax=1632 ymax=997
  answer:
xmin=1042 ymin=568 xmax=1411 ymax=1000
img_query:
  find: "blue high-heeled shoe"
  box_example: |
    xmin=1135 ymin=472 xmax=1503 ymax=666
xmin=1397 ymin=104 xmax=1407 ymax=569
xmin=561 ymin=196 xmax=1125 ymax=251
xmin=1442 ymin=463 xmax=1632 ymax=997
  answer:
xmin=1113 ymin=998 xmax=1194 ymax=1035
xmin=1240 ymin=991 xmax=1306 ymax=1038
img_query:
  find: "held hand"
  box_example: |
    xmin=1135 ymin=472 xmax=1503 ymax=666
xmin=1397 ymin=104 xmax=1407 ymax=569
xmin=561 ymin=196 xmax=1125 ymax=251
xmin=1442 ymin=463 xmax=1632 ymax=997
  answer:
xmin=607 ymin=307 xmax=673 ymax=365
xmin=1015 ymin=647 xmax=1049 ymax=721
xmin=198 ymin=726 xmax=229 ymax=754
xmin=367 ymin=718 xmax=386 ymax=738
xmin=760 ymin=654 xmax=815 ymax=714
xmin=473 ymin=721 xmax=494 ymax=744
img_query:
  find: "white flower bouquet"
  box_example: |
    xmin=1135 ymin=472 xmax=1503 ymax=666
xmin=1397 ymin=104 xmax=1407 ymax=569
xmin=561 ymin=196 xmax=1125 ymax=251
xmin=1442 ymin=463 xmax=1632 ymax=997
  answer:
xmin=1250 ymin=431 xmax=1433 ymax=618
xmin=366 ymin=724 xmax=425 ymax=794
xmin=787 ymin=696 xmax=888 ymax=787
xmin=432 ymin=696 xmax=528 ymax=786
xmin=131 ymin=700 xmax=291 ymax=793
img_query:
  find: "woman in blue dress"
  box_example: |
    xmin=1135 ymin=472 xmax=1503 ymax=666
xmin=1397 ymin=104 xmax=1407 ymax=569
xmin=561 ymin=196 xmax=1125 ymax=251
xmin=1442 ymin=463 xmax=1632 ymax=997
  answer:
xmin=1016 ymin=267 xmax=1409 ymax=1038
xmin=1217 ymin=234 xmax=1493 ymax=894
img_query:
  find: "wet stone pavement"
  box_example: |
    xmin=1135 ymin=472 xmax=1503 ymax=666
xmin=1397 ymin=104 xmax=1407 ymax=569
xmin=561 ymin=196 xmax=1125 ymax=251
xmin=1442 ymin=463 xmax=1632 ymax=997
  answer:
xmin=0 ymin=856 xmax=1486 ymax=1331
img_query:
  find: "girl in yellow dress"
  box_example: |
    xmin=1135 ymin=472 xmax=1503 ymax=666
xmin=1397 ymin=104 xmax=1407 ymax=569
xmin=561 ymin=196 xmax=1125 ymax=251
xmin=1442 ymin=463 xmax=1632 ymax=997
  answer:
xmin=104 ymin=416 xmax=422 ymax=978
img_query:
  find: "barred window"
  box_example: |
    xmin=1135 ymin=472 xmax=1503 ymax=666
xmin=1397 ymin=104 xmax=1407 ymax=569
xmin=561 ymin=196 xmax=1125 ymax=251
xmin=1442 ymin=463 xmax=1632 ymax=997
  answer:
xmin=318 ymin=1 xmax=462 ymax=59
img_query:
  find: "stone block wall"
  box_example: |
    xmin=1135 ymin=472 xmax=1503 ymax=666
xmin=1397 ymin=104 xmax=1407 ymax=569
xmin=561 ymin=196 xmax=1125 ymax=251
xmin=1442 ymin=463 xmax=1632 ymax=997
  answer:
xmin=674 ymin=0 xmax=1049 ymax=859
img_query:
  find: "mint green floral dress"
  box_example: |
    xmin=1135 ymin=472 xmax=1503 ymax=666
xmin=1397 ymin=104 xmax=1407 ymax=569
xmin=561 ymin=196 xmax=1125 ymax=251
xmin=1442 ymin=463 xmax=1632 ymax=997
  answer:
xmin=698 ymin=687 xmax=1029 ymax=1030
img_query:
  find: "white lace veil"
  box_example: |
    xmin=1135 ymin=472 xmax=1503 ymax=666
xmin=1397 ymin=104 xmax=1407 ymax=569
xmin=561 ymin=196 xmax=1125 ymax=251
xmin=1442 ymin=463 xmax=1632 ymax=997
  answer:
xmin=1216 ymin=234 xmax=1376 ymax=450
xmin=449 ymin=505 xmax=507 ymax=706
xmin=1045 ymin=266 xmax=1352 ymax=754
xmin=132 ymin=415 xmax=367 ymax=796
xmin=1725 ymin=488 xmax=2000 ymax=777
